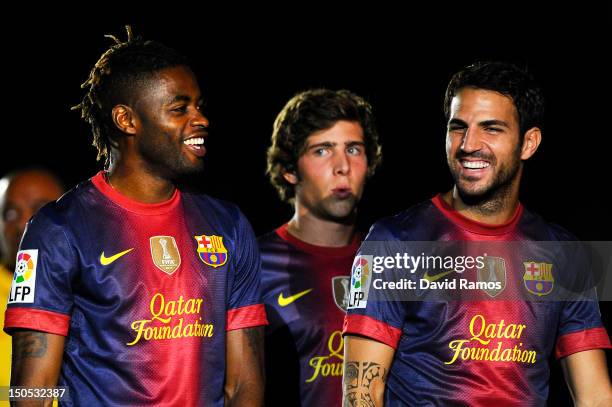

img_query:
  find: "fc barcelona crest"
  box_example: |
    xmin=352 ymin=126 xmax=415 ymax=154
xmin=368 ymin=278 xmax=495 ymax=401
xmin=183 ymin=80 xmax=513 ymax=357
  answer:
xmin=523 ymin=261 xmax=554 ymax=296
xmin=331 ymin=276 xmax=351 ymax=312
xmin=195 ymin=234 xmax=228 ymax=268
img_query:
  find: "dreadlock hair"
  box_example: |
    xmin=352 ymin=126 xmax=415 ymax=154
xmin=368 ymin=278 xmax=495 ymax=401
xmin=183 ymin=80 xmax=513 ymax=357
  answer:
xmin=72 ymin=26 xmax=189 ymax=167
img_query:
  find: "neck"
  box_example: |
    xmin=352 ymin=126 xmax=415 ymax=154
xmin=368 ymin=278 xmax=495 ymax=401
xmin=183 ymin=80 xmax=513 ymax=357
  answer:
xmin=286 ymin=210 xmax=357 ymax=248
xmin=443 ymin=182 xmax=520 ymax=225
xmin=106 ymin=158 xmax=175 ymax=204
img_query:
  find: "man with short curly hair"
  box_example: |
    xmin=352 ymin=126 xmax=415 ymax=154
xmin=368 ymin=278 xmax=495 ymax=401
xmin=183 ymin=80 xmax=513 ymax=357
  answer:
xmin=261 ymin=88 xmax=381 ymax=406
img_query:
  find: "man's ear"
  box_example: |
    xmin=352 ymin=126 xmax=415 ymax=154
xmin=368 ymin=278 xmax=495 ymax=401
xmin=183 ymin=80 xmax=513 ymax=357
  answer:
xmin=282 ymin=170 xmax=298 ymax=185
xmin=520 ymin=127 xmax=542 ymax=160
xmin=112 ymin=105 xmax=138 ymax=135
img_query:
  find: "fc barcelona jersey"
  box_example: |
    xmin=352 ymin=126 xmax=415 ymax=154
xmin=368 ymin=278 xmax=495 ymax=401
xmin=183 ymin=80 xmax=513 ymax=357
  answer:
xmin=4 ymin=171 xmax=268 ymax=406
xmin=260 ymin=224 xmax=360 ymax=406
xmin=343 ymin=194 xmax=611 ymax=406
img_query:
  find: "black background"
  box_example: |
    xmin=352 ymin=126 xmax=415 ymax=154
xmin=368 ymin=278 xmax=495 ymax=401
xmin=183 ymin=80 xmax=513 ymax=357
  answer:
xmin=2 ymin=5 xmax=610 ymax=405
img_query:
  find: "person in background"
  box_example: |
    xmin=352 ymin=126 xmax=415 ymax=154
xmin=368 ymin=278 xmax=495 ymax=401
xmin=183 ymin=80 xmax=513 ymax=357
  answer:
xmin=0 ymin=167 xmax=64 ymax=400
xmin=261 ymin=89 xmax=382 ymax=406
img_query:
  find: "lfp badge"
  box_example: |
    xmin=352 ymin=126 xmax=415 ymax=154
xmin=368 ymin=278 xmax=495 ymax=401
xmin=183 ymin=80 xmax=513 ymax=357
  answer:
xmin=195 ymin=234 xmax=228 ymax=268
xmin=523 ymin=261 xmax=554 ymax=296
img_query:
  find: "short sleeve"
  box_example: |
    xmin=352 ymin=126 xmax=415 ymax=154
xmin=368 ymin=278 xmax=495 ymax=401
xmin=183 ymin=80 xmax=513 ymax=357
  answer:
xmin=4 ymin=208 xmax=77 ymax=336
xmin=554 ymin=242 xmax=611 ymax=358
xmin=226 ymin=209 xmax=268 ymax=331
xmin=555 ymin=298 xmax=611 ymax=359
xmin=343 ymin=221 xmax=405 ymax=349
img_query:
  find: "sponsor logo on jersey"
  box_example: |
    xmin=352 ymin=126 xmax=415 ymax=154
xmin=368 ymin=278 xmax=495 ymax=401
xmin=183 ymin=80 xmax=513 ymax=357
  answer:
xmin=332 ymin=276 xmax=351 ymax=312
xmin=477 ymin=256 xmax=506 ymax=297
xmin=150 ymin=236 xmax=181 ymax=275
xmin=305 ymin=330 xmax=344 ymax=383
xmin=278 ymin=288 xmax=313 ymax=307
xmin=445 ymin=314 xmax=536 ymax=365
xmin=194 ymin=234 xmax=228 ymax=268
xmin=127 ymin=293 xmax=214 ymax=346
xmin=348 ymin=255 xmax=372 ymax=309
xmin=8 ymin=250 xmax=38 ymax=304
xmin=523 ymin=261 xmax=554 ymax=296
xmin=100 ymin=248 xmax=134 ymax=265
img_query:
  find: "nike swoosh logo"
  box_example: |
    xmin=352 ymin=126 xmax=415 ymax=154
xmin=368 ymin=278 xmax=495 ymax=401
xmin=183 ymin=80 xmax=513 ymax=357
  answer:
xmin=423 ymin=269 xmax=454 ymax=282
xmin=278 ymin=288 xmax=313 ymax=307
xmin=100 ymin=248 xmax=134 ymax=265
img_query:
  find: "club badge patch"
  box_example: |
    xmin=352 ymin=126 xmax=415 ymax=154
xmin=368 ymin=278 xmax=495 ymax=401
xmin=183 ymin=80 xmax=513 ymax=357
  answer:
xmin=523 ymin=261 xmax=554 ymax=296
xmin=8 ymin=250 xmax=38 ymax=304
xmin=477 ymin=256 xmax=507 ymax=297
xmin=150 ymin=236 xmax=181 ymax=275
xmin=195 ymin=234 xmax=228 ymax=268
xmin=332 ymin=276 xmax=351 ymax=312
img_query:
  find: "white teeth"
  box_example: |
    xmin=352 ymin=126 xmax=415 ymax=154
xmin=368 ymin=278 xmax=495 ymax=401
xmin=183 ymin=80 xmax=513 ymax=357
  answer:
xmin=462 ymin=161 xmax=490 ymax=169
xmin=184 ymin=138 xmax=204 ymax=146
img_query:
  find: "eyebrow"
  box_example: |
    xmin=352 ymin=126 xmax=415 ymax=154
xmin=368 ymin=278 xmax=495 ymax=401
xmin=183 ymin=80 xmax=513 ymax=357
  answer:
xmin=307 ymin=140 xmax=366 ymax=150
xmin=448 ymin=118 xmax=467 ymax=127
xmin=479 ymin=119 xmax=510 ymax=128
xmin=448 ymin=118 xmax=510 ymax=128
xmin=165 ymin=95 xmax=204 ymax=106
xmin=166 ymin=95 xmax=191 ymax=105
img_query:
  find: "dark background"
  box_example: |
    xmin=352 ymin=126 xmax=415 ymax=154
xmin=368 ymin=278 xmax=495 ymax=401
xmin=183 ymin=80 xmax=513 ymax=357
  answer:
xmin=2 ymin=5 xmax=610 ymax=405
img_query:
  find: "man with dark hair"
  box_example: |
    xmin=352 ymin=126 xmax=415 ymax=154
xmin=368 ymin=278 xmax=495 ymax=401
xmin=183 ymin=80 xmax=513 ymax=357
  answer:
xmin=0 ymin=168 xmax=65 ymax=272
xmin=4 ymin=27 xmax=267 ymax=406
xmin=261 ymin=88 xmax=381 ymax=406
xmin=343 ymin=62 xmax=611 ymax=406
xmin=0 ymin=167 xmax=64 ymax=397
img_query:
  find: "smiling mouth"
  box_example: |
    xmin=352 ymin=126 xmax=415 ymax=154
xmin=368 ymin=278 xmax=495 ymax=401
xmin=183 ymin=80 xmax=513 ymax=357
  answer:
xmin=461 ymin=160 xmax=490 ymax=169
xmin=183 ymin=137 xmax=206 ymax=157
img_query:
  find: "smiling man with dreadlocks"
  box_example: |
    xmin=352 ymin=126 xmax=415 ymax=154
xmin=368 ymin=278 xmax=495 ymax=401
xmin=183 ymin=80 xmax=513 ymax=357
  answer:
xmin=4 ymin=27 xmax=267 ymax=406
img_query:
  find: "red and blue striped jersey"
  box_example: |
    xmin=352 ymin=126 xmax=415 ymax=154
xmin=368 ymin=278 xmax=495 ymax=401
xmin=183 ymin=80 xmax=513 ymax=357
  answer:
xmin=260 ymin=224 xmax=360 ymax=406
xmin=344 ymin=194 xmax=611 ymax=406
xmin=4 ymin=171 xmax=268 ymax=406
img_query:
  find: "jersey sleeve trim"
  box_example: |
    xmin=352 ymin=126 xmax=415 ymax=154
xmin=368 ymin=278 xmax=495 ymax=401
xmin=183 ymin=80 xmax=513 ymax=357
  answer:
xmin=226 ymin=303 xmax=268 ymax=331
xmin=4 ymin=307 xmax=70 ymax=336
xmin=343 ymin=314 xmax=402 ymax=349
xmin=555 ymin=326 xmax=612 ymax=359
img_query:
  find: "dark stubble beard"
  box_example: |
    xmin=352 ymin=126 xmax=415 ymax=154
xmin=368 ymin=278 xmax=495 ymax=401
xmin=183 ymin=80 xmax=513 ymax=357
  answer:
xmin=451 ymin=145 xmax=522 ymax=215
xmin=138 ymin=134 xmax=204 ymax=182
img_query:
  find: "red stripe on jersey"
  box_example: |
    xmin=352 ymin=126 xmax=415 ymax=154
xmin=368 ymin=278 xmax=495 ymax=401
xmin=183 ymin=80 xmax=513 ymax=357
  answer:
xmin=555 ymin=327 xmax=612 ymax=359
xmin=227 ymin=304 xmax=268 ymax=331
xmin=343 ymin=314 xmax=402 ymax=349
xmin=431 ymin=194 xmax=523 ymax=236
xmin=4 ymin=307 xmax=70 ymax=336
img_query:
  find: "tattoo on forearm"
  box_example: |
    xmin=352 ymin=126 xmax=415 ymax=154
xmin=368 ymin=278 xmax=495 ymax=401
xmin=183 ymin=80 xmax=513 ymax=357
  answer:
xmin=13 ymin=331 xmax=48 ymax=361
xmin=343 ymin=361 xmax=388 ymax=407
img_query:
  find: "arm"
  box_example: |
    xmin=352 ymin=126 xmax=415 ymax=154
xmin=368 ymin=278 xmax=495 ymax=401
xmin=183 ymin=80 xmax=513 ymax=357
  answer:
xmin=10 ymin=330 xmax=65 ymax=407
xmin=225 ymin=326 xmax=264 ymax=407
xmin=343 ymin=334 xmax=395 ymax=407
xmin=561 ymin=349 xmax=612 ymax=407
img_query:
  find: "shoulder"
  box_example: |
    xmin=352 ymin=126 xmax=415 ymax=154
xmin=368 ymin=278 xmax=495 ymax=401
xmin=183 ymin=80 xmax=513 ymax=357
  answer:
xmin=183 ymin=190 xmax=243 ymax=221
xmin=366 ymin=199 xmax=437 ymax=241
xmin=28 ymin=178 xmax=96 ymax=231
xmin=519 ymin=206 xmax=578 ymax=241
xmin=258 ymin=229 xmax=283 ymax=248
